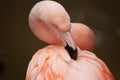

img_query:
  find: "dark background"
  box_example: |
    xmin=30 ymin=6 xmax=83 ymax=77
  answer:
xmin=0 ymin=0 xmax=120 ymax=80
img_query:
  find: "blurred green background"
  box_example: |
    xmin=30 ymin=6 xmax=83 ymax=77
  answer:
xmin=0 ymin=0 xmax=120 ymax=80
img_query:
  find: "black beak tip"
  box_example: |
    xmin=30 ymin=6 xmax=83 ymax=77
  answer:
xmin=65 ymin=44 xmax=78 ymax=60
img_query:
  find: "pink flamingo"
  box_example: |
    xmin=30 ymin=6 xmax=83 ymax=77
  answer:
xmin=26 ymin=1 xmax=114 ymax=80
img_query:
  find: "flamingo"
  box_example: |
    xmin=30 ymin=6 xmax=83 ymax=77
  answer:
xmin=26 ymin=1 xmax=114 ymax=80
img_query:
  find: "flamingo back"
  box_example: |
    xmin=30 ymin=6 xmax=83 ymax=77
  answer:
xmin=26 ymin=45 xmax=114 ymax=80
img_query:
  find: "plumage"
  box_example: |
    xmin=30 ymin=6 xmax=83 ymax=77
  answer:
xmin=26 ymin=45 xmax=114 ymax=80
xmin=26 ymin=1 xmax=114 ymax=80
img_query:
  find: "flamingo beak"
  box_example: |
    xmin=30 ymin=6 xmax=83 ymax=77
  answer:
xmin=61 ymin=32 xmax=76 ymax=49
xmin=61 ymin=32 xmax=78 ymax=60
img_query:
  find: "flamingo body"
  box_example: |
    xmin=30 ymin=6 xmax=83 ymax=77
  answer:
xmin=26 ymin=45 xmax=114 ymax=80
